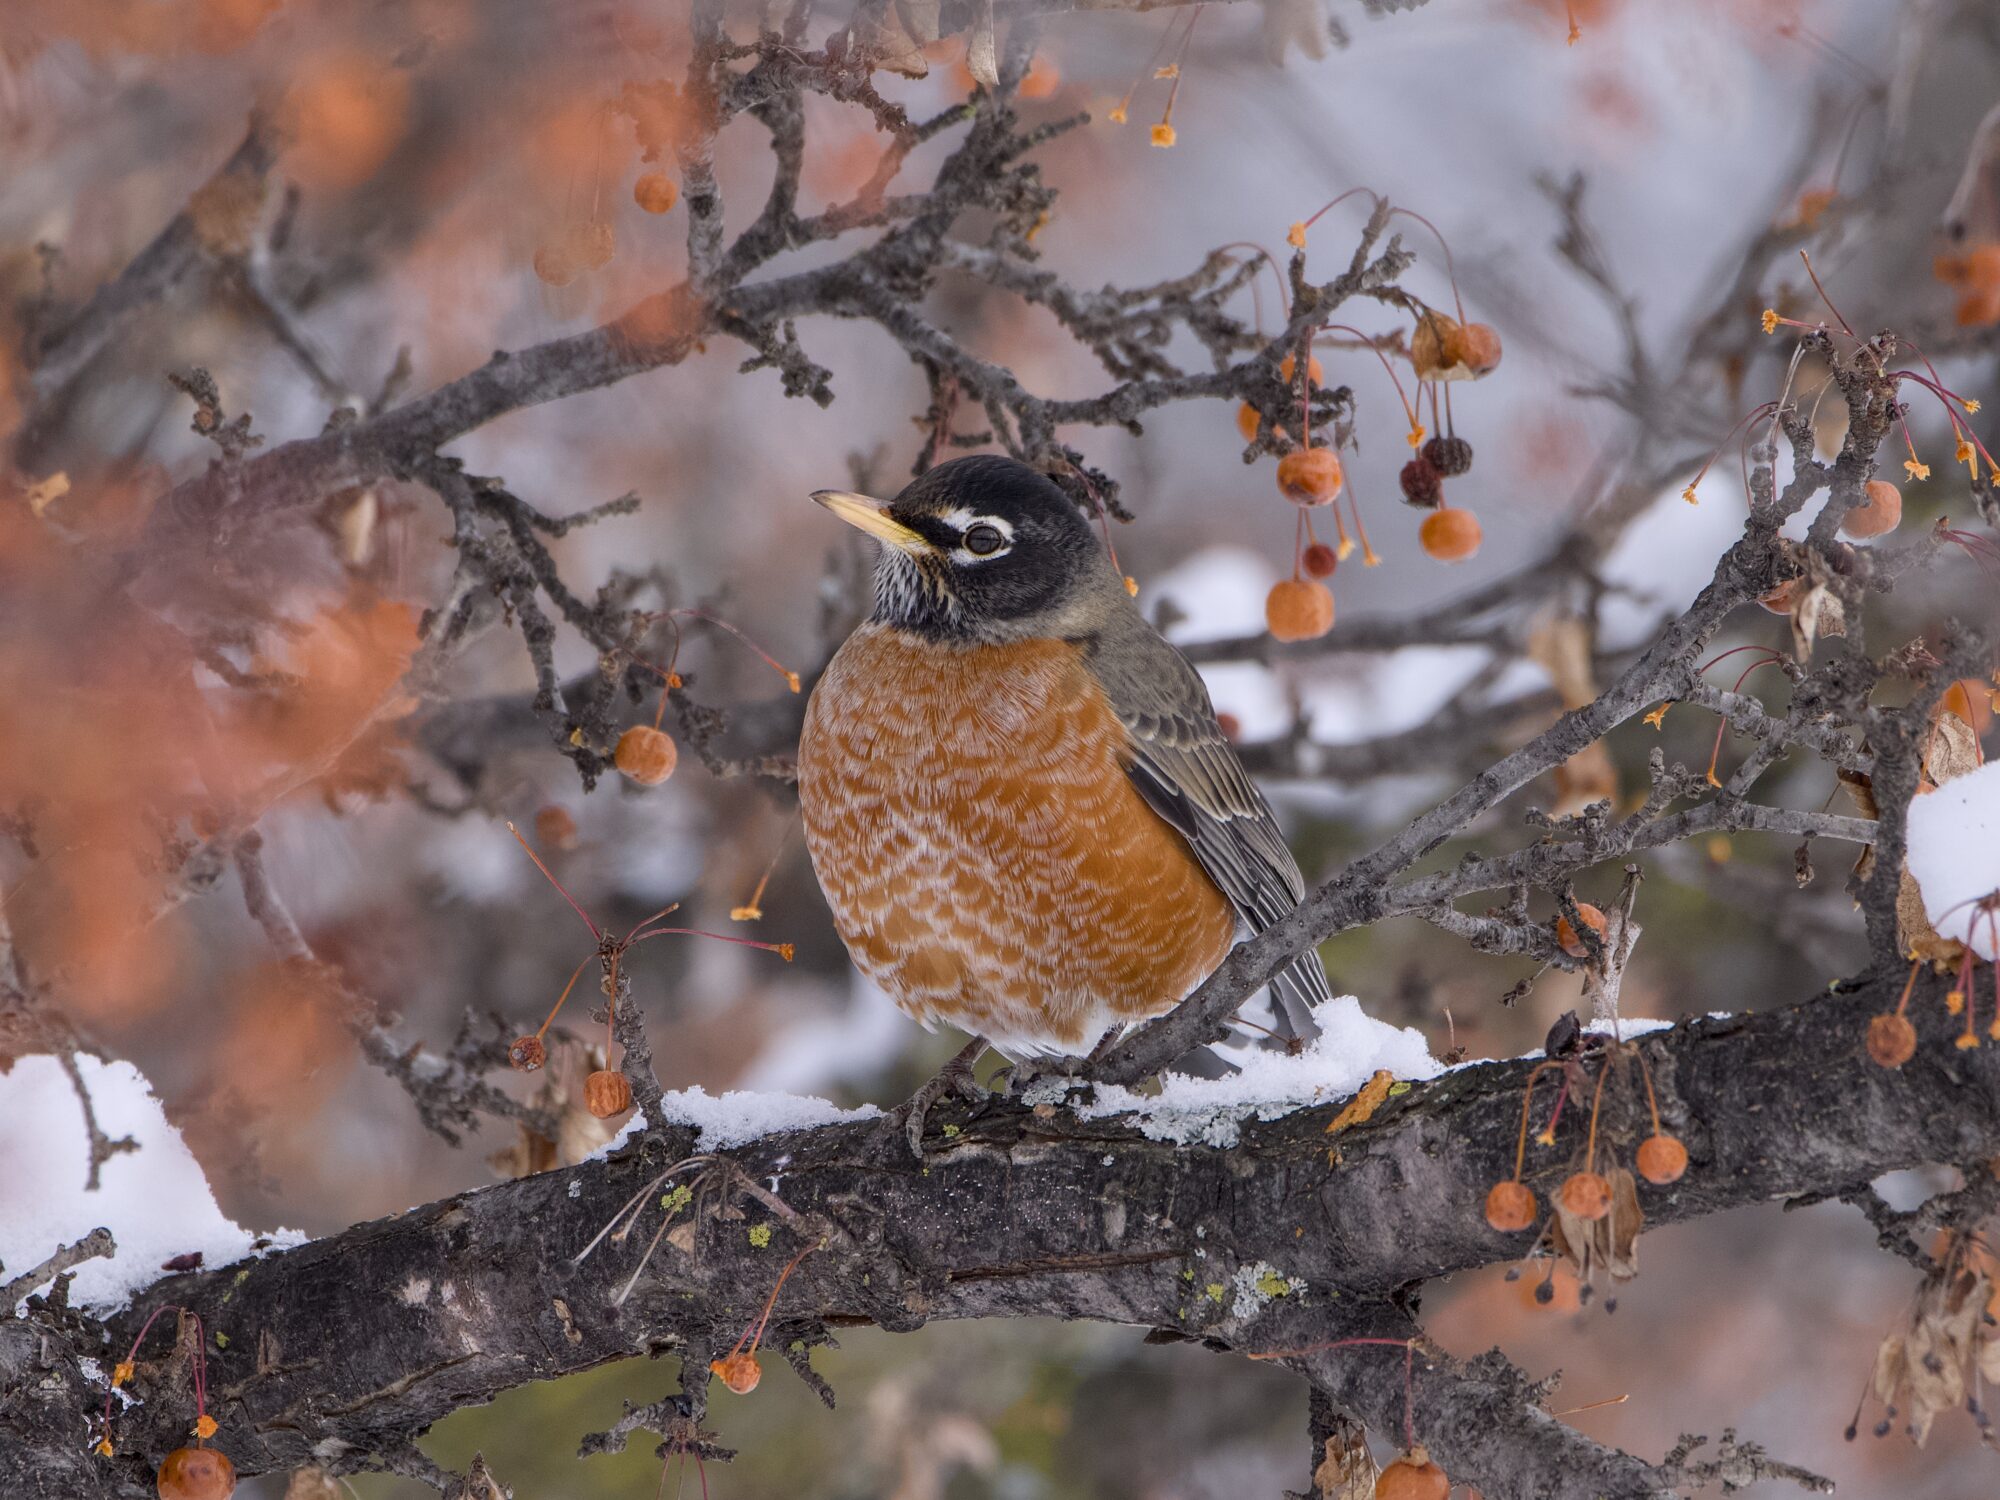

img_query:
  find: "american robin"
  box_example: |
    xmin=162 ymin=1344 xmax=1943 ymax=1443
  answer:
xmin=797 ymin=455 xmax=1330 ymax=1126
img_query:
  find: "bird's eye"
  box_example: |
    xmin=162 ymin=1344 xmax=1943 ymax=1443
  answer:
xmin=962 ymin=523 xmax=1006 ymax=556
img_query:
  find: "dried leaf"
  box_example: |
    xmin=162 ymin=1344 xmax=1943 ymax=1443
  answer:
xmin=1606 ymin=1167 xmax=1642 ymax=1280
xmin=1552 ymin=741 xmax=1618 ymax=817
xmin=866 ymin=1 xmax=933 ymax=78
xmin=1922 ymin=710 xmax=1981 ymax=789
xmin=963 ymin=0 xmax=998 ymax=88
xmin=1790 ymin=583 xmax=1845 ymax=661
xmin=1312 ymin=1427 xmax=1378 ymax=1499
xmin=1528 ymin=616 xmax=1599 ymax=710
xmin=1836 ymin=766 xmax=1879 ymax=820
xmin=24 ymin=472 xmax=69 ymax=517
xmin=1898 ymin=869 xmax=1965 ymax=966
xmin=1325 ymin=1069 xmax=1395 ymax=1135
xmin=665 ymin=1221 xmax=698 ymax=1255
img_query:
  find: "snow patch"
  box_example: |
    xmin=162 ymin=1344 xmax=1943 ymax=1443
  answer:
xmin=1907 ymin=759 xmax=2000 ymax=960
xmin=652 ymin=1087 xmax=880 ymax=1149
xmin=0 ymin=1055 xmax=304 ymax=1314
xmin=1076 ymin=996 xmax=1441 ymax=1147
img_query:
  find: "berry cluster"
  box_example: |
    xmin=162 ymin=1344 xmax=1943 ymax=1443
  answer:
xmin=1482 ymin=1033 xmax=1688 ymax=1260
xmin=96 ymin=1307 xmax=237 ymax=1499
xmin=1245 ymin=196 xmax=1504 ymax=647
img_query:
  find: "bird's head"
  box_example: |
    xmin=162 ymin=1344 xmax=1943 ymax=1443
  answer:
xmin=812 ymin=455 xmax=1123 ymax=643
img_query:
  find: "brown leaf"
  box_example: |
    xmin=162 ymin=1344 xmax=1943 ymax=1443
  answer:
xmin=866 ymin=1 xmax=934 ymax=78
xmin=1922 ymin=710 xmax=1981 ymax=788
xmin=1527 ymin=616 xmax=1599 ymax=710
xmin=1836 ymin=766 xmax=1879 ymax=820
xmin=1550 ymin=1167 xmax=1643 ymax=1287
xmin=665 ymin=1221 xmax=698 ymax=1255
xmin=1312 ymin=1426 xmax=1378 ymax=1500
xmin=964 ymin=0 xmax=999 ymax=88
xmin=1790 ymin=583 xmax=1845 ymax=661
xmin=1325 ymin=1069 xmax=1395 ymax=1135
xmin=1898 ymin=869 xmax=1966 ymax=966
xmin=1552 ymin=741 xmax=1619 ymax=817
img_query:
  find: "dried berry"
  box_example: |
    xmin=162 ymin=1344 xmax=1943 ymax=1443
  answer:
xmin=1410 ymin=312 xmax=1465 ymax=381
xmin=157 ymin=1447 xmax=236 ymax=1500
xmin=507 ymin=1035 xmax=547 ymax=1072
xmin=1635 ymin=1133 xmax=1688 ymax=1185
xmin=1265 ymin=579 xmax=1335 ymax=643
xmin=1559 ymin=1170 xmax=1613 ymax=1221
xmin=615 ymin=725 xmax=678 ymax=785
xmin=1418 ymin=507 xmax=1482 ymax=562
xmin=634 ymin=172 xmax=679 ymax=214
xmin=1841 ymin=479 xmax=1902 ymax=539
xmin=1276 ymin=449 xmax=1344 ymax=506
xmin=1555 ymin=902 xmax=1607 ymax=958
xmin=710 ymin=1350 xmax=762 ymax=1394
xmin=585 ymin=1068 xmax=633 ymax=1118
xmin=1422 ymin=435 xmax=1473 ymax=477
xmin=1374 ymin=1446 xmax=1448 ymax=1500
xmin=1457 ymin=322 xmax=1503 ymax=376
xmin=1398 ymin=457 xmax=1443 ymax=509
xmin=1867 ymin=1012 xmax=1917 ymax=1069
xmin=1302 ymin=542 xmax=1339 ymax=579
xmin=1484 ymin=1180 xmax=1535 ymax=1232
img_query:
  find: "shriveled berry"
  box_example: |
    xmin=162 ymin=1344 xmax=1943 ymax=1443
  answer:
xmin=1841 ymin=479 xmax=1902 ymax=539
xmin=1374 ymin=1446 xmax=1448 ymax=1500
xmin=1410 ymin=312 xmax=1466 ymax=380
xmin=508 ymin=1035 xmax=547 ymax=1072
xmin=1555 ymin=902 xmax=1607 ymax=958
xmin=710 ymin=1350 xmax=762 ymax=1394
xmin=1560 ymin=1171 xmax=1613 ymax=1221
xmin=157 ymin=1446 xmax=236 ymax=1500
xmin=1265 ymin=579 xmax=1335 ymax=642
xmin=1399 ymin=456 xmax=1443 ymax=509
xmin=1422 ymin=435 xmax=1473 ymax=477
xmin=634 ymin=172 xmax=680 ymax=214
xmin=615 ymin=725 xmax=678 ymax=785
xmin=1636 ymin=1133 xmax=1688 ymax=1185
xmin=1419 ymin=506 xmax=1482 ymax=562
xmin=585 ymin=1068 xmax=633 ymax=1118
xmin=1867 ymin=1012 xmax=1917 ymax=1069
xmin=1276 ymin=448 xmax=1344 ymax=506
xmin=1302 ymin=542 xmax=1339 ymax=578
xmin=1484 ymin=1180 xmax=1535 ymax=1232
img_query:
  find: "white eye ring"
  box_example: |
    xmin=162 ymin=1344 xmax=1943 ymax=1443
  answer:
xmin=939 ymin=509 xmax=1014 ymax=564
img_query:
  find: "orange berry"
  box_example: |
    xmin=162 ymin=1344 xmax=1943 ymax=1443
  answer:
xmin=507 ymin=1035 xmax=547 ymax=1072
xmin=634 ymin=172 xmax=679 ymax=214
xmin=1941 ymin=678 xmax=1996 ymax=735
xmin=615 ymin=725 xmax=678 ymax=785
xmin=585 ymin=1068 xmax=633 ymax=1118
xmin=1635 ymin=1133 xmax=1688 ymax=1185
xmin=1867 ymin=1012 xmax=1917 ymax=1069
xmin=1457 ymin=321 xmax=1502 ymax=376
xmin=532 ymin=245 xmax=575 ymax=287
xmin=1374 ymin=1447 xmax=1448 ymax=1500
xmin=1279 ymin=353 xmax=1326 ymax=386
xmin=157 ymin=1446 xmax=236 ymax=1500
xmin=1758 ymin=576 xmax=1803 ymax=614
xmin=1276 ymin=448 xmax=1344 ymax=506
xmin=533 ymin=804 xmax=578 ymax=851
xmin=1301 ymin=542 xmax=1338 ymax=578
xmin=710 ymin=1350 xmax=762 ymax=1394
xmin=1484 ymin=1179 xmax=1535 ymax=1232
xmin=1018 ymin=53 xmax=1061 ymax=99
xmin=1265 ymin=579 xmax=1335 ymax=642
xmin=1559 ymin=1171 xmax=1612 ymax=1221
xmin=1418 ymin=506 xmax=1481 ymax=562
xmin=1840 ymin=479 xmax=1902 ymax=539
xmin=1554 ymin=902 xmax=1607 ymax=957
xmin=1236 ymin=403 xmax=1261 ymax=442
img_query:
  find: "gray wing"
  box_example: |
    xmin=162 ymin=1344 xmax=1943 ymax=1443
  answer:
xmin=1085 ymin=616 xmax=1331 ymax=1041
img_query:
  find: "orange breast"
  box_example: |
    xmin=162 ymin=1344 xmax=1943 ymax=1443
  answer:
xmin=796 ymin=624 xmax=1237 ymax=1054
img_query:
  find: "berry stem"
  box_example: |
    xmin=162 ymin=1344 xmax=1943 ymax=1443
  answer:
xmin=1389 ymin=207 xmax=1467 ymax=324
xmin=725 ymin=1242 xmax=819 ymax=1360
xmin=1292 ymin=186 xmax=1383 ymax=240
xmin=1316 ymin=323 xmax=1424 ymax=443
xmin=1155 ymin=4 xmax=1202 ymax=137
xmin=1796 ymin=249 xmax=1855 ymax=339
xmin=533 ymin=954 xmax=595 ymax=1043
xmin=1631 ymin=1044 xmax=1663 ymax=1135
xmin=506 ymin=821 xmax=602 ymax=939
xmin=1583 ymin=1055 xmax=1611 ymax=1175
xmin=1512 ymin=1060 xmax=1562 ymax=1179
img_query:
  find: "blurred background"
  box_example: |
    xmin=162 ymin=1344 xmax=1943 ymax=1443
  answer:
xmin=5 ymin=0 xmax=2000 ymax=1494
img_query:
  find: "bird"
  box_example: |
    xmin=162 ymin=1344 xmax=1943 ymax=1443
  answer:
xmin=796 ymin=455 xmax=1330 ymax=1139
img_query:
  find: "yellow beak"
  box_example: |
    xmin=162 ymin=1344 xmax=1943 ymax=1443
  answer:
xmin=811 ymin=490 xmax=931 ymax=554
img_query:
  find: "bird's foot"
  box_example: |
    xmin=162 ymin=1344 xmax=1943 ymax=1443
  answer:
xmin=886 ymin=1037 xmax=988 ymax=1156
